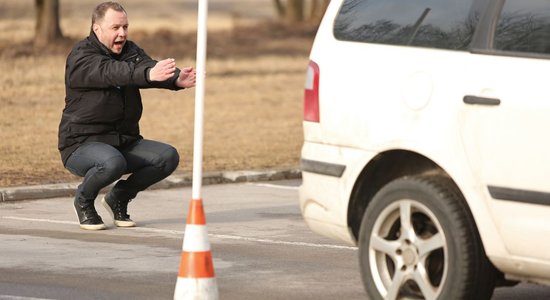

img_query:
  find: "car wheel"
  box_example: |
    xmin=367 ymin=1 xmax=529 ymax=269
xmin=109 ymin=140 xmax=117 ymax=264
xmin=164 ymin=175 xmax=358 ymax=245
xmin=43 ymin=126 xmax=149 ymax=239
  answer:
xmin=358 ymin=175 xmax=496 ymax=300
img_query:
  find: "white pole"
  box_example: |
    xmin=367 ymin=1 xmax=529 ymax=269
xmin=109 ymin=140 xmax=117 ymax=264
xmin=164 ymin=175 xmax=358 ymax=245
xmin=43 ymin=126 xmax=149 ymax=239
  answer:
xmin=174 ymin=2 xmax=218 ymax=299
xmin=192 ymin=0 xmax=208 ymax=200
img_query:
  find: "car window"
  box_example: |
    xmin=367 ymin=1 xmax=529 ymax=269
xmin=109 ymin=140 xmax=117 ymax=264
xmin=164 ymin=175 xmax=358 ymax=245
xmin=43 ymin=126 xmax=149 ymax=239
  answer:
xmin=494 ymin=0 xmax=550 ymax=55
xmin=334 ymin=0 xmax=480 ymax=50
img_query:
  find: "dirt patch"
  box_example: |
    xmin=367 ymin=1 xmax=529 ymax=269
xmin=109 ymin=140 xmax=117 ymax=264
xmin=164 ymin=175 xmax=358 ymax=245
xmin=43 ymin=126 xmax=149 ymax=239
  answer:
xmin=0 ymin=22 xmax=317 ymax=187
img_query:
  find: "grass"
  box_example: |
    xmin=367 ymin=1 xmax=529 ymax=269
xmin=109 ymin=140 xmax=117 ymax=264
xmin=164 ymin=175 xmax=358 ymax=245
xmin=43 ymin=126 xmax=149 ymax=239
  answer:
xmin=0 ymin=0 xmax=314 ymax=187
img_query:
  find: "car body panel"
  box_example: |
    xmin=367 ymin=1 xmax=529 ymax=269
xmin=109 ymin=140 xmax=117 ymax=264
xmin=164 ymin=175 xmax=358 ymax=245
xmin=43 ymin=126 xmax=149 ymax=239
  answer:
xmin=300 ymin=0 xmax=550 ymax=285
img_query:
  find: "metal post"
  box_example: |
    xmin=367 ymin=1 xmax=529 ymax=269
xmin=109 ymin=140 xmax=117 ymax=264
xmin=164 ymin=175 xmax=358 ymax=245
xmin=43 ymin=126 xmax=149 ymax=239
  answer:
xmin=192 ymin=0 xmax=208 ymax=200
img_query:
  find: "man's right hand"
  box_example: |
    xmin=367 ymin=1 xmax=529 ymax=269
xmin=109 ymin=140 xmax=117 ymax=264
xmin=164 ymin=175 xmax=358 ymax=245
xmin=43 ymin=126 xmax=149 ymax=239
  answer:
xmin=149 ymin=58 xmax=176 ymax=82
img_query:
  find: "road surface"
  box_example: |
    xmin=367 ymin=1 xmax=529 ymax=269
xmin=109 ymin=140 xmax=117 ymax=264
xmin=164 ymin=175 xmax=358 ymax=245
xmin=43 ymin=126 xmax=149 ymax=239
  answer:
xmin=0 ymin=180 xmax=549 ymax=299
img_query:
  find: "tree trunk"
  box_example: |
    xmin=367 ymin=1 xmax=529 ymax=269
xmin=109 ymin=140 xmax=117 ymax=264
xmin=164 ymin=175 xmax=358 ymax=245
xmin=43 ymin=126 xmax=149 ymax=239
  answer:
xmin=274 ymin=0 xmax=328 ymax=24
xmin=34 ymin=0 xmax=63 ymax=47
xmin=309 ymin=0 xmax=330 ymax=23
xmin=285 ymin=0 xmax=304 ymax=23
xmin=273 ymin=0 xmax=285 ymax=19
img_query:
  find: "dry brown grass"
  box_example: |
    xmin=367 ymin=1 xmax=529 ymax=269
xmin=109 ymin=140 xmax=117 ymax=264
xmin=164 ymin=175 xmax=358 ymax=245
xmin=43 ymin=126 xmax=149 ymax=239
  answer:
xmin=0 ymin=0 xmax=315 ymax=187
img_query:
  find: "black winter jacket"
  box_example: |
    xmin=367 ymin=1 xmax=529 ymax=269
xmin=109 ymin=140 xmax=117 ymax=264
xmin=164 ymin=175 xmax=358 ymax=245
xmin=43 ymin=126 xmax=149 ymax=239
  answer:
xmin=58 ymin=33 xmax=181 ymax=165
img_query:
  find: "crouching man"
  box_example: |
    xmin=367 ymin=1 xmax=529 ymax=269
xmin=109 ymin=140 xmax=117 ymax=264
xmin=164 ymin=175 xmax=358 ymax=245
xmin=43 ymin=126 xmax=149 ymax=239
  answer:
xmin=58 ymin=1 xmax=196 ymax=230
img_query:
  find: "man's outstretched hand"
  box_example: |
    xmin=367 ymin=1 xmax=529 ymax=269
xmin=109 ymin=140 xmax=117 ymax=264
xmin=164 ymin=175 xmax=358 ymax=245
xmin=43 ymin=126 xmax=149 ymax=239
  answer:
xmin=149 ymin=58 xmax=177 ymax=82
xmin=175 ymin=67 xmax=197 ymax=88
xmin=149 ymin=59 xmax=196 ymax=88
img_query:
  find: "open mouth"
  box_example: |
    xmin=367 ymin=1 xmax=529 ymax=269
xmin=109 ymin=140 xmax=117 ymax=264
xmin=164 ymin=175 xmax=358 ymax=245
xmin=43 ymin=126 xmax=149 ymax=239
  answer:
xmin=114 ymin=40 xmax=125 ymax=46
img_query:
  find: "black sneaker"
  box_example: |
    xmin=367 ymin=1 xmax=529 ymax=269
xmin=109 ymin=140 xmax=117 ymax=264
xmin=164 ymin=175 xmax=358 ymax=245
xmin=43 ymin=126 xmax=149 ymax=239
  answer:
xmin=101 ymin=195 xmax=136 ymax=227
xmin=73 ymin=198 xmax=106 ymax=230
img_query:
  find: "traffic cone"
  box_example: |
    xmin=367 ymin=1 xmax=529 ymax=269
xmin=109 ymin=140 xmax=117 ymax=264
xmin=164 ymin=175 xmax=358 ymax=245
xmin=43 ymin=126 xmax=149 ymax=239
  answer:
xmin=174 ymin=198 xmax=219 ymax=300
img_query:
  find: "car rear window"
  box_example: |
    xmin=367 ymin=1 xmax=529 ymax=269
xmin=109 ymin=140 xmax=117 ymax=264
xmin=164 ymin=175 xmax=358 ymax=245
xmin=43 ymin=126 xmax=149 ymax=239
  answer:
xmin=334 ymin=0 xmax=480 ymax=50
xmin=494 ymin=0 xmax=550 ymax=55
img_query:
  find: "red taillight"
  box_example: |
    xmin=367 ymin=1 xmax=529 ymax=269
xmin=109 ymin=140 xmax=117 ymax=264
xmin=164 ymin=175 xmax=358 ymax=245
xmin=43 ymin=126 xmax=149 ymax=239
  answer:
xmin=304 ymin=60 xmax=320 ymax=122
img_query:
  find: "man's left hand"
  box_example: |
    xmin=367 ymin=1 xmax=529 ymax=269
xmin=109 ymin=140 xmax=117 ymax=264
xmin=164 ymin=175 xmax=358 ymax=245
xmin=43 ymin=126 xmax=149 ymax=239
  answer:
xmin=176 ymin=67 xmax=197 ymax=88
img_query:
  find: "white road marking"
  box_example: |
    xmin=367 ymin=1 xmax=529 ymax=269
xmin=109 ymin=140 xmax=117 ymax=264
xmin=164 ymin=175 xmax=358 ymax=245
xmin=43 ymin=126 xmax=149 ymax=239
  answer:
xmin=209 ymin=233 xmax=356 ymax=250
xmin=0 ymin=296 xmax=56 ymax=300
xmin=2 ymin=217 xmax=78 ymax=225
xmin=2 ymin=216 xmax=357 ymax=251
xmin=247 ymin=183 xmax=299 ymax=190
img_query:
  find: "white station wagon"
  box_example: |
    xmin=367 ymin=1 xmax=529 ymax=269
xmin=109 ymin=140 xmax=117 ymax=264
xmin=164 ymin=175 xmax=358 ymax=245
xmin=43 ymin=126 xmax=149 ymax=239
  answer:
xmin=299 ymin=0 xmax=550 ymax=299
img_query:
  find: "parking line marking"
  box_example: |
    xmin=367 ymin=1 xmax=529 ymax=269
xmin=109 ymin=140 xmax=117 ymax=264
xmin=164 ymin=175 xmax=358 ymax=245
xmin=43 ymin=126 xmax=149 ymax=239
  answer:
xmin=0 ymin=296 xmax=55 ymax=300
xmin=2 ymin=216 xmax=78 ymax=225
xmin=2 ymin=216 xmax=357 ymax=251
xmin=248 ymin=183 xmax=299 ymax=190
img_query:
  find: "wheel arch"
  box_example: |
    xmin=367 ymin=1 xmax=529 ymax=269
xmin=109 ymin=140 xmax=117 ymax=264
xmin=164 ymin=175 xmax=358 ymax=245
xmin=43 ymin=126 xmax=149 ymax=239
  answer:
xmin=347 ymin=150 xmax=450 ymax=241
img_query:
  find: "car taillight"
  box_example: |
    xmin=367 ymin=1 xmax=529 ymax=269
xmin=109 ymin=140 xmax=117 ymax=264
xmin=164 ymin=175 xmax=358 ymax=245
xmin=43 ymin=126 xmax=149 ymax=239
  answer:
xmin=304 ymin=60 xmax=320 ymax=122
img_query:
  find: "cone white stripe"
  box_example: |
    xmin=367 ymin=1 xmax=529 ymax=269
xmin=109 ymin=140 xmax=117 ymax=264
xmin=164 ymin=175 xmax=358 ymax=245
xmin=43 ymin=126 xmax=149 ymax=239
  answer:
xmin=182 ymin=224 xmax=211 ymax=252
xmin=174 ymin=277 xmax=219 ymax=300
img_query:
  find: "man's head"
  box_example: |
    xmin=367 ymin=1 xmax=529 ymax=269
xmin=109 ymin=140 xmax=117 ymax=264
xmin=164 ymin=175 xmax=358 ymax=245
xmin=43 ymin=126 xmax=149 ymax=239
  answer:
xmin=91 ymin=2 xmax=128 ymax=54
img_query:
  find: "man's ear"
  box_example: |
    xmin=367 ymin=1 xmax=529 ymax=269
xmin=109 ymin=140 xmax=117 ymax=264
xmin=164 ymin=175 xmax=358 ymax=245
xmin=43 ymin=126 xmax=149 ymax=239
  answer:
xmin=92 ymin=23 xmax=100 ymax=35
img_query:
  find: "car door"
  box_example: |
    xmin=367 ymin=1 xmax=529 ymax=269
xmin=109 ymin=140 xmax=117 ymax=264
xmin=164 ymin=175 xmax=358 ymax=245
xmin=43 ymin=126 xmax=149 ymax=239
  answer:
xmin=460 ymin=0 xmax=550 ymax=260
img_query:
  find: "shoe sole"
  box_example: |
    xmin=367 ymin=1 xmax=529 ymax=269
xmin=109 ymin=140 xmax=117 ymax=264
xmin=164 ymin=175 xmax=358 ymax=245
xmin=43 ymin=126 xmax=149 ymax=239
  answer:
xmin=80 ymin=223 xmax=107 ymax=230
xmin=101 ymin=197 xmax=136 ymax=227
xmin=72 ymin=206 xmax=106 ymax=231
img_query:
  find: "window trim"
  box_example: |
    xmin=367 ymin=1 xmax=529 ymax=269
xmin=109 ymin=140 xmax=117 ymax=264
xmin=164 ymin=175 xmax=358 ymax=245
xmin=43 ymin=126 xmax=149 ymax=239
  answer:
xmin=470 ymin=48 xmax=550 ymax=60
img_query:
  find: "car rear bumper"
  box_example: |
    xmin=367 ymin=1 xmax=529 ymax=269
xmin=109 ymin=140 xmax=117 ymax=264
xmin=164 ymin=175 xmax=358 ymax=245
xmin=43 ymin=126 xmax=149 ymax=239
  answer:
xmin=299 ymin=141 xmax=377 ymax=245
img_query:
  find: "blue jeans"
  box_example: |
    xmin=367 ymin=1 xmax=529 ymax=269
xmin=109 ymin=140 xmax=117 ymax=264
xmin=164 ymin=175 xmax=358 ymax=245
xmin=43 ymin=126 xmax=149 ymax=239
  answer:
xmin=65 ymin=139 xmax=179 ymax=204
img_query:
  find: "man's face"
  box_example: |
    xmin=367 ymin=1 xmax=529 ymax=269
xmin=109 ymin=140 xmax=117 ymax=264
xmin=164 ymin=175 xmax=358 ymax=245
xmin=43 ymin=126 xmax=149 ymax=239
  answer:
xmin=93 ymin=9 xmax=128 ymax=54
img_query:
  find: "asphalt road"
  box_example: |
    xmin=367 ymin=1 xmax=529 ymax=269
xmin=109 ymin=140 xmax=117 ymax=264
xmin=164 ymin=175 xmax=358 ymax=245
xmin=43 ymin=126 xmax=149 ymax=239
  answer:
xmin=0 ymin=180 xmax=549 ymax=300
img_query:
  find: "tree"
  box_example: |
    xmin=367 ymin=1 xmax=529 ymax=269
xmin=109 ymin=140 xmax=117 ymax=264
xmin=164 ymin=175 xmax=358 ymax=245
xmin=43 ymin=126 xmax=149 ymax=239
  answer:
xmin=34 ymin=0 xmax=63 ymax=47
xmin=285 ymin=0 xmax=304 ymax=23
xmin=309 ymin=0 xmax=330 ymax=23
xmin=274 ymin=0 xmax=330 ymax=24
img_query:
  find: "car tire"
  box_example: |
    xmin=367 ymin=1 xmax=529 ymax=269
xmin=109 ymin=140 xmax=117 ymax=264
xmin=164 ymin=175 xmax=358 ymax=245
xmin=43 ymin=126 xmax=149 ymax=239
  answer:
xmin=358 ymin=175 xmax=496 ymax=300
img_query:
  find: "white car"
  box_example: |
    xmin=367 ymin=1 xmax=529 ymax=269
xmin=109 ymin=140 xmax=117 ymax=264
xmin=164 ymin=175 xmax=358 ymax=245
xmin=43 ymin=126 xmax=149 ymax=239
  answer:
xmin=299 ymin=0 xmax=550 ymax=299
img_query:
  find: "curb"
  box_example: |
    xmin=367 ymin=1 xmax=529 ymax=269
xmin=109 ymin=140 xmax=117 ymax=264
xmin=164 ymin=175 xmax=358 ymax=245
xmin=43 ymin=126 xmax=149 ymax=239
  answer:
xmin=0 ymin=169 xmax=302 ymax=202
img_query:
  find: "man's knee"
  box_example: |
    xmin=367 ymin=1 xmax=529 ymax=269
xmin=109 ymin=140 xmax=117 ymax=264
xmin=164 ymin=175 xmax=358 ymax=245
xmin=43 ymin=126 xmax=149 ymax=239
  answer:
xmin=99 ymin=155 xmax=127 ymax=180
xmin=161 ymin=146 xmax=179 ymax=174
xmin=152 ymin=146 xmax=179 ymax=175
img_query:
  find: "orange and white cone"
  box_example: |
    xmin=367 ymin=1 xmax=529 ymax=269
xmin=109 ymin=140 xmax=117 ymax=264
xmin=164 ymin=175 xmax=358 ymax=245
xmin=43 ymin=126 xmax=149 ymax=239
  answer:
xmin=174 ymin=198 xmax=219 ymax=300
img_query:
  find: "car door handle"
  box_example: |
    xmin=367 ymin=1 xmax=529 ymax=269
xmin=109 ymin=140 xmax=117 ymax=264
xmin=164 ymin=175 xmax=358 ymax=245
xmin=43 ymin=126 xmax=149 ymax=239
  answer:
xmin=463 ymin=95 xmax=501 ymax=106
